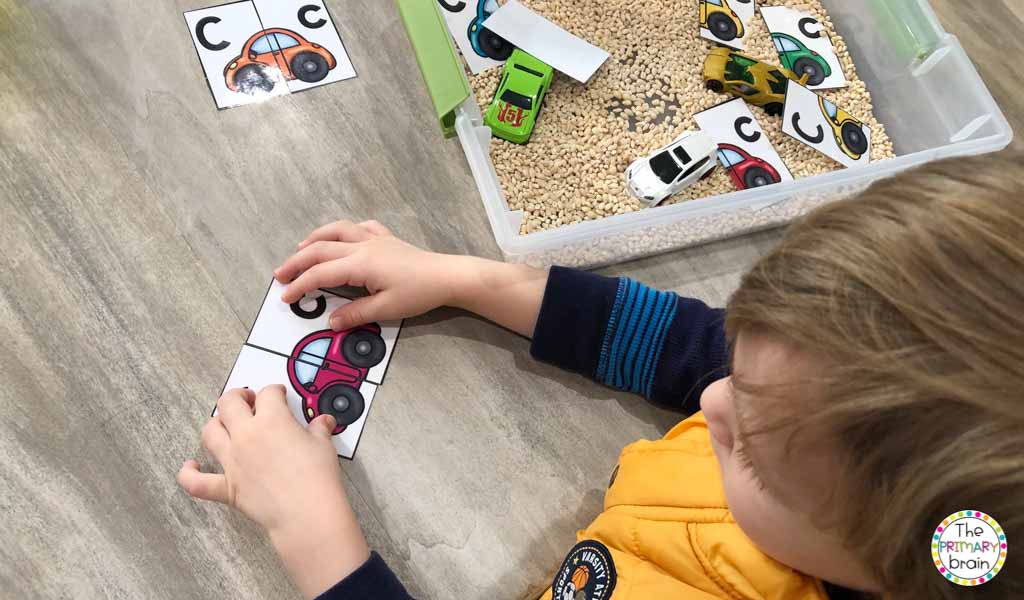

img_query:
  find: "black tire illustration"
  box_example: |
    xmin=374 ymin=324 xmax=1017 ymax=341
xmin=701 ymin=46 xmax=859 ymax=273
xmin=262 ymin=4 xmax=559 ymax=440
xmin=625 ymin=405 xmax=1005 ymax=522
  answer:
xmin=291 ymin=52 xmax=330 ymax=83
xmin=318 ymin=385 xmax=365 ymax=427
xmin=792 ymin=57 xmax=826 ymax=86
xmin=744 ymin=166 xmax=776 ymax=188
xmin=478 ymin=27 xmax=514 ymax=61
xmin=341 ymin=330 xmax=386 ymax=368
xmin=235 ymin=64 xmax=274 ymax=95
xmin=765 ymin=102 xmax=784 ymax=117
xmin=841 ymin=122 xmax=868 ymax=156
xmin=706 ymin=79 xmax=725 ymax=93
xmin=708 ymin=13 xmax=738 ymax=41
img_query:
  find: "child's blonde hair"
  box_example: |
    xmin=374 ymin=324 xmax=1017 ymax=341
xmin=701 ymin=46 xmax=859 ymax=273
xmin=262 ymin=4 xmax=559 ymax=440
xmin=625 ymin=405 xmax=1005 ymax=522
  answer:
xmin=725 ymin=150 xmax=1023 ymax=598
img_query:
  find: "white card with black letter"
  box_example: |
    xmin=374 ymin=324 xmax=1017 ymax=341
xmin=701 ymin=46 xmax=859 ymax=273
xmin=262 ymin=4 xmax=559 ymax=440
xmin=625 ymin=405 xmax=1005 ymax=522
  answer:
xmin=782 ymin=82 xmax=871 ymax=168
xmin=694 ymin=98 xmax=792 ymax=191
xmin=185 ymin=1 xmax=290 ymax=108
xmin=250 ymin=0 xmax=356 ymax=93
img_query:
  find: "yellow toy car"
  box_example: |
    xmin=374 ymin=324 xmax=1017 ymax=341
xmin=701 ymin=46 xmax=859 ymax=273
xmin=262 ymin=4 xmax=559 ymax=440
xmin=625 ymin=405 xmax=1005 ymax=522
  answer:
xmin=819 ymin=96 xmax=869 ymax=160
xmin=703 ymin=47 xmax=799 ymax=116
xmin=700 ymin=0 xmax=745 ymax=42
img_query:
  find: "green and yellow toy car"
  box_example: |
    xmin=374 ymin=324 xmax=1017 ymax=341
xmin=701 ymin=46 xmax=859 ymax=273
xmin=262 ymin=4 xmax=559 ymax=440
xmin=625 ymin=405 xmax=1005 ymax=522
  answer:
xmin=703 ymin=47 xmax=800 ymax=116
xmin=484 ymin=50 xmax=554 ymax=145
xmin=771 ymin=33 xmax=832 ymax=87
xmin=819 ymin=96 xmax=869 ymax=160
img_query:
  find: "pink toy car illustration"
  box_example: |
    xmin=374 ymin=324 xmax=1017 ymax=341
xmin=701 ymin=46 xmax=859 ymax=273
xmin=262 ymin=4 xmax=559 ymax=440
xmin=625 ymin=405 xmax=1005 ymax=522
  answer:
xmin=287 ymin=323 xmax=386 ymax=435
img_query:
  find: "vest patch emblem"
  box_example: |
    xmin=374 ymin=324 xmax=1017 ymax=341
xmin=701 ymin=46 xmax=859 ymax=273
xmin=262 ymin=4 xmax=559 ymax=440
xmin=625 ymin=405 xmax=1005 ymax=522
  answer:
xmin=551 ymin=540 xmax=617 ymax=600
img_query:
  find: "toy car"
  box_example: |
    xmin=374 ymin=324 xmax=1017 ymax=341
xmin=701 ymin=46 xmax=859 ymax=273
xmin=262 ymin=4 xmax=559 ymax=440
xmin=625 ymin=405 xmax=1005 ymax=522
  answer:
xmin=468 ymin=0 xmax=515 ymax=60
xmin=287 ymin=323 xmax=387 ymax=435
xmin=484 ymin=50 xmax=554 ymax=144
xmin=819 ymin=96 xmax=869 ymax=160
xmin=625 ymin=131 xmax=717 ymax=206
xmin=716 ymin=143 xmax=781 ymax=189
xmin=700 ymin=0 xmax=745 ymax=42
xmin=225 ymin=28 xmax=336 ymax=94
xmin=703 ymin=47 xmax=799 ymax=116
xmin=771 ymin=33 xmax=832 ymax=86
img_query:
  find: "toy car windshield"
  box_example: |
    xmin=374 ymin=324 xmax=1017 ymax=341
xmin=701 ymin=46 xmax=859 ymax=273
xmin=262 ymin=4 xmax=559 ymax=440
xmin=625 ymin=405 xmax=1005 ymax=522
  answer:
xmin=501 ymin=90 xmax=534 ymax=111
xmin=650 ymin=151 xmax=682 ymax=184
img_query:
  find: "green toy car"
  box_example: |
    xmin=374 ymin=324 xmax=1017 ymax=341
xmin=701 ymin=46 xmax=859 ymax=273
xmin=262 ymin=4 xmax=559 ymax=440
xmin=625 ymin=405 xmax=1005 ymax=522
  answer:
xmin=484 ymin=50 xmax=554 ymax=144
xmin=771 ymin=33 xmax=832 ymax=86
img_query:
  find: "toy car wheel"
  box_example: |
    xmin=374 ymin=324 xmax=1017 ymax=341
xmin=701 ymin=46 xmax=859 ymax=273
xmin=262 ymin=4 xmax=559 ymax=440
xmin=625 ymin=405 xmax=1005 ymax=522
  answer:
xmin=705 ymin=79 xmax=725 ymax=93
xmin=478 ymin=27 xmax=514 ymax=61
xmin=765 ymin=102 xmax=784 ymax=117
xmin=841 ymin=123 xmax=869 ymax=156
xmin=235 ymin=64 xmax=275 ymax=95
xmin=700 ymin=166 xmax=716 ymax=181
xmin=792 ymin=58 xmax=826 ymax=86
xmin=708 ymin=14 xmax=738 ymax=41
xmin=291 ymin=52 xmax=330 ymax=83
xmin=744 ymin=167 xmax=775 ymax=188
xmin=342 ymin=330 xmax=387 ymax=368
xmin=318 ymin=385 xmax=365 ymax=428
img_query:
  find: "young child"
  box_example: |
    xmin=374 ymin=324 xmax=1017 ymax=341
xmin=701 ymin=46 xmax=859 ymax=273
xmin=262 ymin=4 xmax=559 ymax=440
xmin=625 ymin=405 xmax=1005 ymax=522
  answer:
xmin=178 ymin=151 xmax=1023 ymax=599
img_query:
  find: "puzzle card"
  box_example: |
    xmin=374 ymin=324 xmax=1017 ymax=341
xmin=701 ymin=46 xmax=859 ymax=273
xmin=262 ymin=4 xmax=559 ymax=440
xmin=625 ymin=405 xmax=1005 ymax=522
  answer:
xmin=250 ymin=0 xmax=356 ymax=93
xmin=221 ymin=345 xmax=378 ymax=459
xmin=782 ymin=81 xmax=871 ymax=168
xmin=694 ymin=98 xmax=792 ymax=191
xmin=246 ymin=280 xmax=401 ymax=386
xmin=761 ymin=6 xmax=847 ymax=90
xmin=699 ymin=0 xmax=757 ymax=51
xmin=185 ymin=1 xmax=290 ymax=108
xmin=436 ymin=0 xmax=506 ymax=74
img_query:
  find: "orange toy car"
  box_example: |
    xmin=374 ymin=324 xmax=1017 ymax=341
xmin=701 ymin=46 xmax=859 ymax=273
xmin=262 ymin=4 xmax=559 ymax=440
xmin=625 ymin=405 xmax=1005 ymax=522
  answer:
xmin=224 ymin=28 xmax=337 ymax=94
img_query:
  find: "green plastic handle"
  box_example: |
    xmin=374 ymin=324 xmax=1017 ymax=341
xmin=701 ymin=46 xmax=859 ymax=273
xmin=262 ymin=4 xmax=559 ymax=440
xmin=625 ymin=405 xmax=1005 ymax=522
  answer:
xmin=395 ymin=0 xmax=470 ymax=137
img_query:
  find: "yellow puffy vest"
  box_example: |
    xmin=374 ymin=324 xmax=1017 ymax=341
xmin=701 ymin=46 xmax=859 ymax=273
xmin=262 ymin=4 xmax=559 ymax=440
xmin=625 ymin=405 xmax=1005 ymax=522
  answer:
xmin=540 ymin=413 xmax=828 ymax=600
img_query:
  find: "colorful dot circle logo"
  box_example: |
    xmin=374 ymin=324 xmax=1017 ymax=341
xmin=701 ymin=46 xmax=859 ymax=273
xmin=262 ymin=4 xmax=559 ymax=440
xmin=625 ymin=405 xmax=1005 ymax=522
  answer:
xmin=932 ymin=510 xmax=1007 ymax=586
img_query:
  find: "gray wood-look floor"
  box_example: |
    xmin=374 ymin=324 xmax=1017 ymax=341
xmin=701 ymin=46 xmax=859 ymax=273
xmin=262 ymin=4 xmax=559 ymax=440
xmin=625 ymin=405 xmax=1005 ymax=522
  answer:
xmin=1 ymin=1 xmax=1020 ymax=598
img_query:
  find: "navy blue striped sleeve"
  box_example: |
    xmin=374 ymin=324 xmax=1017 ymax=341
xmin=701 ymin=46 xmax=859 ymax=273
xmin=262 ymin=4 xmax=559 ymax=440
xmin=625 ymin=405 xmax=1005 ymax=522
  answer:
xmin=315 ymin=552 xmax=413 ymax=600
xmin=531 ymin=267 xmax=728 ymax=412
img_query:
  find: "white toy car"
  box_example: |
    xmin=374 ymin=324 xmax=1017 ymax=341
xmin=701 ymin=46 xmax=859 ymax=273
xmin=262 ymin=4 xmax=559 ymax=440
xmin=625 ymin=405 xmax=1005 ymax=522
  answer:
xmin=625 ymin=131 xmax=718 ymax=206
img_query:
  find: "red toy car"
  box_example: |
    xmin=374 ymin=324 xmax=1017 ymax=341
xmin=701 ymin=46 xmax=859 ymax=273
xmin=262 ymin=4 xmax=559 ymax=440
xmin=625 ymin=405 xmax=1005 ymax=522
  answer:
xmin=287 ymin=323 xmax=386 ymax=435
xmin=715 ymin=143 xmax=781 ymax=189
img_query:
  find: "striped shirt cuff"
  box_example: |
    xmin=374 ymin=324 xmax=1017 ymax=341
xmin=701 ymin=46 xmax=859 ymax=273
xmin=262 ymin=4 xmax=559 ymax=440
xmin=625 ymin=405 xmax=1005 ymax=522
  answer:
xmin=595 ymin=279 xmax=679 ymax=398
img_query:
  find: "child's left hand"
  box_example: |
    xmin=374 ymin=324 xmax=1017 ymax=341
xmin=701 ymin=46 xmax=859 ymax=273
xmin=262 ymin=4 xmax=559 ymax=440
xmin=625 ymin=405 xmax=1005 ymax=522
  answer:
xmin=178 ymin=386 xmax=370 ymax=598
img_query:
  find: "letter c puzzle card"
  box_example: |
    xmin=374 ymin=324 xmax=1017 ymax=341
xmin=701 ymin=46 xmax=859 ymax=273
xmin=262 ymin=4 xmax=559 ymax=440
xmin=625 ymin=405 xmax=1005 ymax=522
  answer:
xmin=185 ymin=0 xmax=356 ymax=109
xmin=216 ymin=280 xmax=403 ymax=459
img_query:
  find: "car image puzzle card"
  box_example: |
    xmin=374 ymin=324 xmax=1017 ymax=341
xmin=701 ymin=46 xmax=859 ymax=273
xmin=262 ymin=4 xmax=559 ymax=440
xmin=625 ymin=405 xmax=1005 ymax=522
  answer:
xmin=249 ymin=0 xmax=356 ymax=93
xmin=698 ymin=0 xmax=757 ymax=52
xmin=185 ymin=1 xmax=291 ymax=108
xmin=220 ymin=345 xmax=378 ymax=459
xmin=214 ymin=280 xmax=403 ymax=460
xmin=694 ymin=98 xmax=793 ymax=191
xmin=760 ymin=6 xmax=847 ymax=90
xmin=782 ymin=81 xmax=871 ymax=168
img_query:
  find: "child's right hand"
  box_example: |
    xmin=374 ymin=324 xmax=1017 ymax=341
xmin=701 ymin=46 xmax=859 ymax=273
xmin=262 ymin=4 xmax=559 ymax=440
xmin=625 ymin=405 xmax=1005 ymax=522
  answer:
xmin=275 ymin=219 xmax=549 ymax=337
xmin=274 ymin=220 xmax=466 ymax=331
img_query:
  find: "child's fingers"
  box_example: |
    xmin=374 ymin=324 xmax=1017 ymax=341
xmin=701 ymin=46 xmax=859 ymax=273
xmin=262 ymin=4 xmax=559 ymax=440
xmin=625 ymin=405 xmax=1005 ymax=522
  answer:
xmin=328 ymin=293 xmax=390 ymax=331
xmin=274 ymin=241 xmax=357 ymax=283
xmin=200 ymin=417 xmax=231 ymax=462
xmin=307 ymin=414 xmax=337 ymax=441
xmin=217 ymin=388 xmax=255 ymax=430
xmin=177 ymin=460 xmax=230 ymax=504
xmin=281 ymin=258 xmax=363 ymax=304
xmin=298 ymin=220 xmax=375 ymax=249
xmin=358 ymin=220 xmax=391 ymax=237
xmin=254 ymin=384 xmax=291 ymax=418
